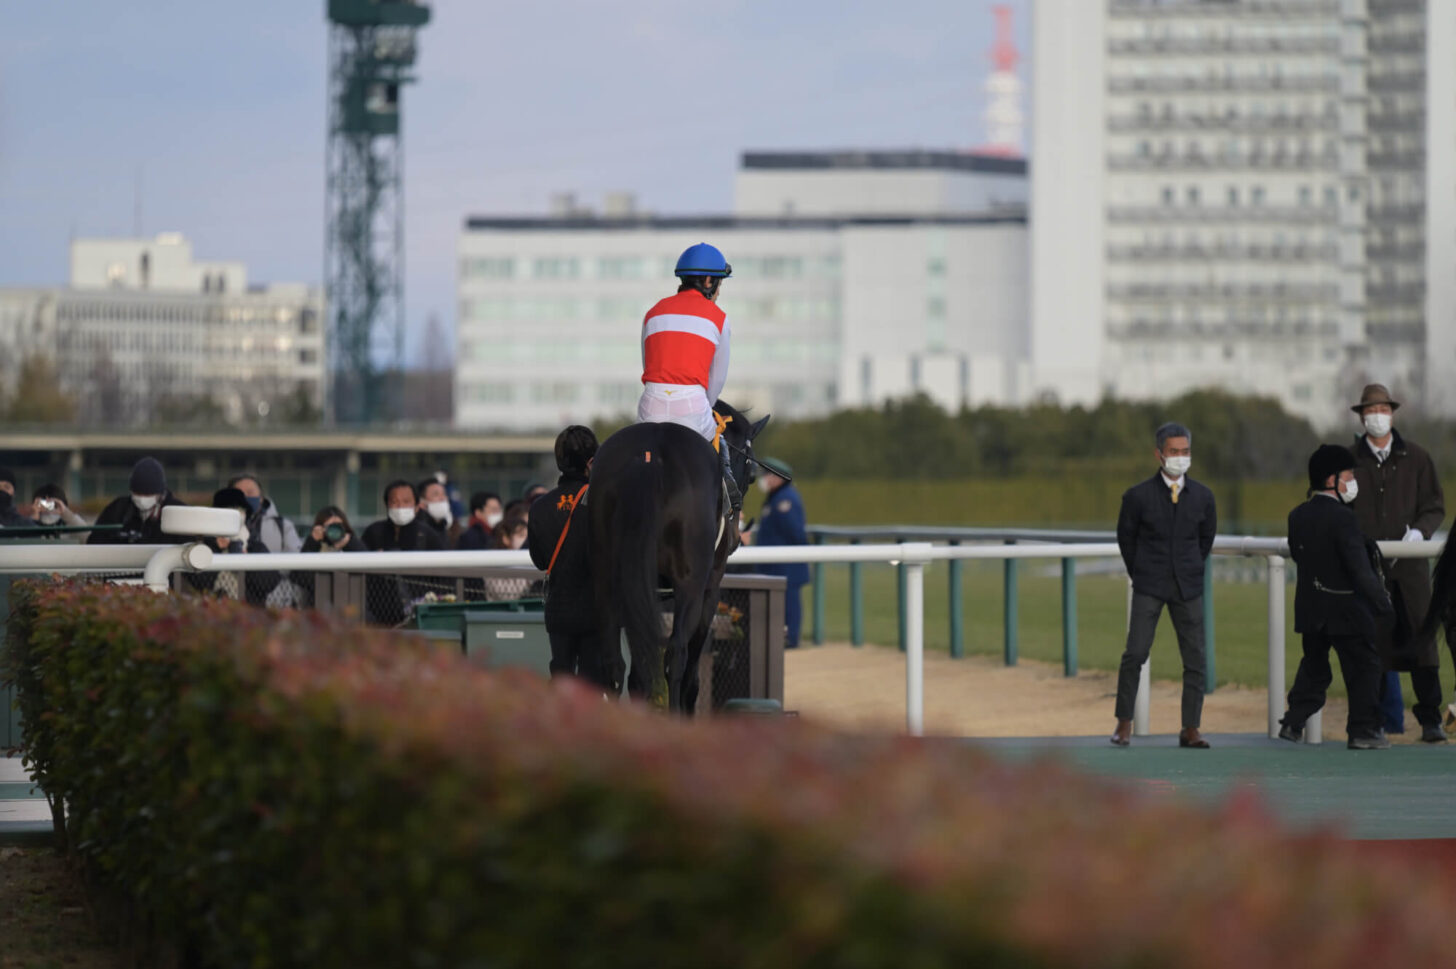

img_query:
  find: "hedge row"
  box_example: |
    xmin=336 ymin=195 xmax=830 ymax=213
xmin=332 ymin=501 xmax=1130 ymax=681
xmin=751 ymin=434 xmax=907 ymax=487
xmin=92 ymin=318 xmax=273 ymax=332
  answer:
xmin=7 ymin=580 xmax=1456 ymax=968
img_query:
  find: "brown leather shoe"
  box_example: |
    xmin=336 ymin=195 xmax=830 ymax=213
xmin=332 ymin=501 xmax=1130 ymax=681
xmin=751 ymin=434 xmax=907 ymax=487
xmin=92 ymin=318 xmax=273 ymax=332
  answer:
xmin=1110 ymin=719 xmax=1132 ymax=746
xmin=1179 ymin=727 xmax=1211 ymax=749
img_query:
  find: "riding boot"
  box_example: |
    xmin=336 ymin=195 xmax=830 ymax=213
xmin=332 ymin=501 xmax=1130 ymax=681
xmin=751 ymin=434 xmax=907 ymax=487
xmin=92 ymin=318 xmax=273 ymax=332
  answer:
xmin=720 ymin=443 xmax=742 ymax=516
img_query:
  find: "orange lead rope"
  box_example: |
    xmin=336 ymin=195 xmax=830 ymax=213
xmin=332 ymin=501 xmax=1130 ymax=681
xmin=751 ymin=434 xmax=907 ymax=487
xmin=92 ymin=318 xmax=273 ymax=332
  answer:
xmin=712 ymin=412 xmax=732 ymax=454
xmin=546 ymin=484 xmax=589 ymax=576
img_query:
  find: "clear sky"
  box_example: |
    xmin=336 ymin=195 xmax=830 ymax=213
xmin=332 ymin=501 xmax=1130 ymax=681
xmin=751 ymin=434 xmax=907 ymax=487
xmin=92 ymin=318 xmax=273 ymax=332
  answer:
xmin=0 ymin=0 xmax=1031 ymax=365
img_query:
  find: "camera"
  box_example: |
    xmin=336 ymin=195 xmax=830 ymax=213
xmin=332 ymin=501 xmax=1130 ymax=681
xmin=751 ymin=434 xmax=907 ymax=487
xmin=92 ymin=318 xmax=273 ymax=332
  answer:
xmin=36 ymin=498 xmax=57 ymax=511
xmin=323 ymin=523 xmax=347 ymax=545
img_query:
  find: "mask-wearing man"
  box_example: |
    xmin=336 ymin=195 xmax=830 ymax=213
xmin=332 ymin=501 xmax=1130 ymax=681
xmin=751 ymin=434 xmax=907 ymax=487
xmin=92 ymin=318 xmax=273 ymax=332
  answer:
xmin=360 ymin=479 xmax=447 ymax=626
xmin=1346 ymin=383 xmax=1448 ymax=743
xmin=87 ymin=457 xmax=187 ymax=545
xmin=1279 ymin=444 xmax=1395 ymax=749
xmin=457 ymin=491 xmax=504 ymax=551
xmin=417 ymin=478 xmax=463 ymax=549
xmin=227 ymin=473 xmax=303 ymax=554
xmin=1111 ymin=422 xmax=1218 ymax=749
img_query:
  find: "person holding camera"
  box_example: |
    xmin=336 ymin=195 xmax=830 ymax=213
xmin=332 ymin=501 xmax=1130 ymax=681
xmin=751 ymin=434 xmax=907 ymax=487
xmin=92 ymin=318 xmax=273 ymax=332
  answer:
xmin=28 ymin=483 xmax=88 ymax=539
xmin=302 ymin=506 xmax=366 ymax=553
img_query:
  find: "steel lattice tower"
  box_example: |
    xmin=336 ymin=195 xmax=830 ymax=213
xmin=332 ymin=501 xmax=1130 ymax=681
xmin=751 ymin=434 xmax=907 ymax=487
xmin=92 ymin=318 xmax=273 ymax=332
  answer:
xmin=325 ymin=0 xmax=430 ymax=424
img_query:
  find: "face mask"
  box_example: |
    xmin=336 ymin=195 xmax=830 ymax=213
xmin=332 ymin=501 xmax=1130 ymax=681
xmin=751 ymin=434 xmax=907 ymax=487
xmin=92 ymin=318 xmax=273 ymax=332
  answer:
xmin=1339 ymin=477 xmax=1359 ymax=504
xmin=243 ymin=496 xmax=262 ymax=515
xmin=388 ymin=507 xmax=416 ymax=527
xmin=756 ymin=478 xmax=770 ymax=493
xmin=132 ymin=494 xmax=159 ymax=512
xmin=1162 ymin=455 xmax=1191 ymax=477
xmin=426 ymin=500 xmax=451 ymax=523
xmin=484 ymin=511 xmax=503 ymax=529
xmin=1363 ymin=413 xmax=1392 ymax=438
xmin=38 ymin=512 xmax=62 ymax=525
xmin=323 ymin=523 xmax=347 ymax=545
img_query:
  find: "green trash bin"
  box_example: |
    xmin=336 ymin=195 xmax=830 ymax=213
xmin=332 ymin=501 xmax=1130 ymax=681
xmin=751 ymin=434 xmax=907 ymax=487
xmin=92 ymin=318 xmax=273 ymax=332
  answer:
xmin=413 ymin=598 xmax=544 ymax=635
xmin=463 ymin=609 xmax=552 ymax=676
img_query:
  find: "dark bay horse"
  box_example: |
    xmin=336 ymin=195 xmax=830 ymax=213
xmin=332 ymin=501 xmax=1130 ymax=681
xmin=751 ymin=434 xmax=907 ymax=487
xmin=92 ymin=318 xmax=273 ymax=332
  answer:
xmin=589 ymin=401 xmax=768 ymax=712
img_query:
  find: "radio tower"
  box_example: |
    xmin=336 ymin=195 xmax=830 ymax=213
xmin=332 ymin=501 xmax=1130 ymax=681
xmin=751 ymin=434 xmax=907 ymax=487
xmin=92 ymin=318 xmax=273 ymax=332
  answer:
xmin=325 ymin=0 xmax=430 ymax=425
xmin=979 ymin=4 xmax=1023 ymax=158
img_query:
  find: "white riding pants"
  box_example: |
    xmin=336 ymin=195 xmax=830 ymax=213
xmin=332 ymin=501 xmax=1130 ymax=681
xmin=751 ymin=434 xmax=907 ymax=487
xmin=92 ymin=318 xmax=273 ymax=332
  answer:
xmin=636 ymin=383 xmax=715 ymax=441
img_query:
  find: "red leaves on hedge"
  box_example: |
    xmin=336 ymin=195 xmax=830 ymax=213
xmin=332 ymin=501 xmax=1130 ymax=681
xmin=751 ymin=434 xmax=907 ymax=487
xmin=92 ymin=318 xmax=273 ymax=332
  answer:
xmin=9 ymin=580 xmax=1456 ymax=969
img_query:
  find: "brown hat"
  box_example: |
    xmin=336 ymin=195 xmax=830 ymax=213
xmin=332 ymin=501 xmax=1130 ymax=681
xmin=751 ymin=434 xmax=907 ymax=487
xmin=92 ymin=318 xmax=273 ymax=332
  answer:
xmin=1350 ymin=383 xmax=1400 ymax=414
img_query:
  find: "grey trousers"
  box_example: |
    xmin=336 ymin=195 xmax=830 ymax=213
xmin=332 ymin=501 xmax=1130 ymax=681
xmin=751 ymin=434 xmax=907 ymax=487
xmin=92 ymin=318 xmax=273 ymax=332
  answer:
xmin=1114 ymin=592 xmax=1206 ymax=728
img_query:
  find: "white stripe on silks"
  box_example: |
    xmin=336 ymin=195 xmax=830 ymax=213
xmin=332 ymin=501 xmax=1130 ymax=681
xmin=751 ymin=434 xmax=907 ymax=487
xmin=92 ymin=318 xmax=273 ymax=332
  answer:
xmin=643 ymin=313 xmax=721 ymax=345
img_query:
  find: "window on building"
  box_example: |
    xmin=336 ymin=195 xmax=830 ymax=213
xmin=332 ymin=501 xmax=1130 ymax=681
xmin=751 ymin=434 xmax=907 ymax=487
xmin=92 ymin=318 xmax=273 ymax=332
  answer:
xmin=926 ymin=296 xmax=947 ymax=319
xmin=1298 ymin=185 xmax=1312 ymax=207
xmin=464 ymin=257 xmax=515 ymax=280
xmin=532 ymin=257 xmax=580 ymax=279
xmin=927 ymin=257 xmax=946 ymax=276
xmin=1251 ymin=185 xmax=1265 ymax=206
xmin=1186 ymin=186 xmax=1200 ymax=206
xmin=1161 ymin=186 xmax=1175 ymax=206
xmin=598 ymin=256 xmax=646 ymax=279
xmin=1227 ymin=186 xmax=1239 ymax=206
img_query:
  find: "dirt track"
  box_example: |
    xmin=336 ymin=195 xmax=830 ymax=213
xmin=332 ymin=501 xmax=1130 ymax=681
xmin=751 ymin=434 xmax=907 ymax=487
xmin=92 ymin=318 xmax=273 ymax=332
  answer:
xmin=784 ymin=643 xmax=1354 ymax=740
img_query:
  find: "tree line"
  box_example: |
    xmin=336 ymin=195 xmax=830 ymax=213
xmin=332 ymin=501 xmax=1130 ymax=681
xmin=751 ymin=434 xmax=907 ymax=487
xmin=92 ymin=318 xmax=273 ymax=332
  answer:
xmin=752 ymin=390 xmax=1456 ymax=481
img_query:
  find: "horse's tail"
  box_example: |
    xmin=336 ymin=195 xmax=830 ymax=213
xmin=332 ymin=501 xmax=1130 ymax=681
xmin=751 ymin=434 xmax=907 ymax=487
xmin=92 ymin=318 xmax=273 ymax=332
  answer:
xmin=612 ymin=453 xmax=665 ymax=693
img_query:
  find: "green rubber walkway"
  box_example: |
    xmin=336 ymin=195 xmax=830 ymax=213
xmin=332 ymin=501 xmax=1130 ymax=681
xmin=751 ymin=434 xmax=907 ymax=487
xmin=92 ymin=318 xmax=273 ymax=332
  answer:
xmin=970 ymin=734 xmax=1456 ymax=840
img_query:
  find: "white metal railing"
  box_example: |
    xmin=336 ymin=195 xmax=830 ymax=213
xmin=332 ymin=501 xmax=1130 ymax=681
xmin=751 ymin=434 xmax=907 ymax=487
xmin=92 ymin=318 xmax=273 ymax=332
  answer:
xmin=1 ymin=537 xmax=1444 ymax=741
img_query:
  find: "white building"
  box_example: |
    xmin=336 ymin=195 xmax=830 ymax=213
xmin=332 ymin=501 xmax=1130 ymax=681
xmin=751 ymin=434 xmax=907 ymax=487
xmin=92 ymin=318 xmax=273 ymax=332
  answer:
xmin=456 ymin=151 xmax=1029 ymax=432
xmin=0 ymin=234 xmax=324 ymax=426
xmin=1032 ymin=0 xmax=1456 ymax=426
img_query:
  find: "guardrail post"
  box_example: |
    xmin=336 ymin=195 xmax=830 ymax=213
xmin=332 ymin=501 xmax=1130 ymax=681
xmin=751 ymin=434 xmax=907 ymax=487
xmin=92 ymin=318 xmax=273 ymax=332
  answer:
xmin=811 ymin=533 xmax=825 ymax=646
xmin=1202 ymin=559 xmax=1216 ymax=694
xmin=1306 ymin=710 xmax=1322 ymax=745
xmin=1267 ymin=554 xmax=1286 ymax=739
xmin=1061 ymin=557 xmax=1077 ymax=677
xmin=948 ymin=540 xmax=964 ymax=659
xmin=902 ymin=543 xmax=933 ymax=736
xmin=897 ymin=556 xmax=908 ymax=653
xmin=1129 ymin=577 xmax=1151 ymax=736
xmin=1003 ymin=542 xmax=1018 ymax=666
xmin=849 ymin=538 xmax=864 ymax=647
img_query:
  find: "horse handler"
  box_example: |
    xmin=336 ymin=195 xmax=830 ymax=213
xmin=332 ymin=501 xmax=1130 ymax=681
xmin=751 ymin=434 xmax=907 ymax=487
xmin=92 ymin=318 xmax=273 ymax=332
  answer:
xmin=528 ymin=425 xmax=621 ymax=690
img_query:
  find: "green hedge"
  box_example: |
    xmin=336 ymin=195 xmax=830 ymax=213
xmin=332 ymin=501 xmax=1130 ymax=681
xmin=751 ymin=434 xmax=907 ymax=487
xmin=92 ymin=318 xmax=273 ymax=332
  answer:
xmin=7 ymin=581 xmax=1456 ymax=968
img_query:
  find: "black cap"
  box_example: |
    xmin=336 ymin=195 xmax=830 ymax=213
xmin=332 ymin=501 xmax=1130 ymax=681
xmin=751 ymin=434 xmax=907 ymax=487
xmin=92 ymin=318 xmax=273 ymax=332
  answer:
xmin=212 ymin=487 xmax=249 ymax=510
xmin=1308 ymin=444 xmax=1356 ymax=493
xmin=0 ymin=466 xmax=15 ymax=488
xmin=129 ymin=457 xmax=167 ymax=495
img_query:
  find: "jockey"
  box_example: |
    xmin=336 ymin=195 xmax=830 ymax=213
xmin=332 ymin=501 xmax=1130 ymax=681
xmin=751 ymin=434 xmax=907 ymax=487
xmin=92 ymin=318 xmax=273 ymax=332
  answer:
xmin=637 ymin=242 xmax=740 ymax=514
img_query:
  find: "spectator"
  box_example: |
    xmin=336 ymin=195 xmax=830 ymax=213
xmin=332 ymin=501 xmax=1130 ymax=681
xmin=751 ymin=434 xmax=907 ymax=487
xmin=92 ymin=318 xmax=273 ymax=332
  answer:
xmin=433 ymin=469 xmax=468 ymax=522
xmin=1279 ymin=445 xmax=1394 ymax=749
xmin=0 ymin=467 xmax=30 ymax=528
xmin=502 ymin=498 xmax=527 ymax=527
xmin=484 ymin=513 xmax=530 ymax=602
xmin=227 ymin=473 xmax=303 ymax=554
xmin=417 ymin=477 xmax=464 ymax=548
xmin=493 ymin=514 xmax=528 ymax=551
xmin=742 ymin=457 xmax=809 ymax=648
xmin=457 ymin=491 xmax=503 ymax=551
xmin=527 ymin=425 xmax=613 ymax=684
xmin=1111 ymin=422 xmax=1217 ymax=749
xmin=301 ymin=505 xmax=366 ymax=553
xmin=27 ymin=483 xmax=87 ymax=540
xmin=524 ymin=482 xmax=549 ymax=505
xmin=1346 ymin=384 xmax=1447 ymax=743
xmin=185 ymin=488 xmax=280 ymax=605
xmin=88 ymin=457 xmax=187 ymax=545
xmin=361 ymin=480 xmax=444 ymax=626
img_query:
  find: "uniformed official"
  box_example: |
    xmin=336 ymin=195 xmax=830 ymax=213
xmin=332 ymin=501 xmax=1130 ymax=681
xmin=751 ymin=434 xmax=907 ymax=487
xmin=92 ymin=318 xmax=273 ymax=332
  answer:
xmin=744 ymin=457 xmax=809 ymax=648
xmin=1280 ymin=444 xmax=1395 ymax=750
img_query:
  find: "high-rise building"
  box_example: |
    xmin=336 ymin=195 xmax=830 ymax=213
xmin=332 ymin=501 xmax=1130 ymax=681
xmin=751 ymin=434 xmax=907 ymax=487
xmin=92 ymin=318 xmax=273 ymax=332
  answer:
xmin=455 ymin=152 xmax=1028 ymax=432
xmin=0 ymin=234 xmax=324 ymax=426
xmin=1032 ymin=0 xmax=1456 ymax=426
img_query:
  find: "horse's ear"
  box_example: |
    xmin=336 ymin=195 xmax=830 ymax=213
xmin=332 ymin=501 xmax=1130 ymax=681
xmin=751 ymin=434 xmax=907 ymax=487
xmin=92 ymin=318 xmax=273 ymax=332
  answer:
xmin=750 ymin=415 xmax=771 ymax=439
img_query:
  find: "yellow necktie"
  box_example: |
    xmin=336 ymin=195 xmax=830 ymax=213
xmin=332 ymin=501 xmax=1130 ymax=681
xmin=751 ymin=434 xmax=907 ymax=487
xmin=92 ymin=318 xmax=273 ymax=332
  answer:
xmin=1171 ymin=482 xmax=1180 ymax=505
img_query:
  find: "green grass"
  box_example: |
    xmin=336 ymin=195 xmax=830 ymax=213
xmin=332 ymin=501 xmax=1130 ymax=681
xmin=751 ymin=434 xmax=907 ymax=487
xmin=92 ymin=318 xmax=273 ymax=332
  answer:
xmin=809 ymin=560 xmax=1456 ymax=703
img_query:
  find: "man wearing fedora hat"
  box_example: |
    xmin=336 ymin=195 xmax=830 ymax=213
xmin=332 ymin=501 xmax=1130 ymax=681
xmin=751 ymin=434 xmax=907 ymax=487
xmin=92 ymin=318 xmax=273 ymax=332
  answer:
xmin=1347 ymin=383 xmax=1448 ymax=743
xmin=1280 ymin=444 xmax=1394 ymax=749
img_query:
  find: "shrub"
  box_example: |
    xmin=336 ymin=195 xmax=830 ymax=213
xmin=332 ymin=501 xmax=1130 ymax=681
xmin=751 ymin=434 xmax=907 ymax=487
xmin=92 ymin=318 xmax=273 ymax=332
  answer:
xmin=7 ymin=580 xmax=1456 ymax=968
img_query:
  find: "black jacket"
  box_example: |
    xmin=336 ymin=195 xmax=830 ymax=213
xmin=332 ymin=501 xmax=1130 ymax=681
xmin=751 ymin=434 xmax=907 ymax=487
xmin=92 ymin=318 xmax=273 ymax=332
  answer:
xmin=456 ymin=521 xmax=497 ymax=551
xmin=527 ymin=473 xmax=593 ymax=635
xmin=1289 ymin=494 xmax=1393 ymax=639
xmin=361 ymin=517 xmax=445 ymax=552
xmin=86 ymin=492 xmax=188 ymax=545
xmin=0 ymin=493 xmax=30 ymax=529
xmin=1116 ymin=472 xmax=1217 ymax=602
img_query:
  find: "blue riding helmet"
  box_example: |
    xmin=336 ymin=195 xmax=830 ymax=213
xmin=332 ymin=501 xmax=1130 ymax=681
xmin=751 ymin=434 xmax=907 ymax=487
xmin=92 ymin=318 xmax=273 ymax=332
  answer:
xmin=674 ymin=243 xmax=732 ymax=278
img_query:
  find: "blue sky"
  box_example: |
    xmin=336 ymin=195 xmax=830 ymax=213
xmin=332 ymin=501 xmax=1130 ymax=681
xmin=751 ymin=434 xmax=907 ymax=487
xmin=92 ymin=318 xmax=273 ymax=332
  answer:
xmin=0 ymin=0 xmax=1031 ymax=364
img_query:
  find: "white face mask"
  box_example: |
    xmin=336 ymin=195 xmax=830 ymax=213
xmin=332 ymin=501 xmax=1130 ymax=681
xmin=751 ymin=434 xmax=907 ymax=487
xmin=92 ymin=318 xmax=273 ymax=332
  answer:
xmin=1162 ymin=455 xmax=1191 ymax=477
xmin=388 ymin=507 xmax=416 ymax=527
xmin=132 ymin=494 xmax=159 ymax=512
xmin=484 ymin=511 xmax=503 ymax=528
xmin=756 ymin=478 xmax=771 ymax=493
xmin=426 ymin=500 xmax=451 ymax=523
xmin=38 ymin=512 xmax=61 ymax=525
xmin=1363 ymin=413 xmax=1392 ymax=439
xmin=1339 ymin=477 xmax=1359 ymax=504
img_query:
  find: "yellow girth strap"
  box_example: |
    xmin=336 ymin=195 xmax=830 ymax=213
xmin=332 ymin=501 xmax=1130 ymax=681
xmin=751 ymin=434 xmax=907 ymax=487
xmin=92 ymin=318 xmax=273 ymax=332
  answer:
xmin=712 ymin=412 xmax=732 ymax=454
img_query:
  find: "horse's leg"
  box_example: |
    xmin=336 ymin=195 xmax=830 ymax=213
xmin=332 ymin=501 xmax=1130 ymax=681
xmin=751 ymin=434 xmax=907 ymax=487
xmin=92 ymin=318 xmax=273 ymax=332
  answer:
xmin=667 ymin=579 xmax=710 ymax=714
xmin=682 ymin=600 xmax=715 ymax=716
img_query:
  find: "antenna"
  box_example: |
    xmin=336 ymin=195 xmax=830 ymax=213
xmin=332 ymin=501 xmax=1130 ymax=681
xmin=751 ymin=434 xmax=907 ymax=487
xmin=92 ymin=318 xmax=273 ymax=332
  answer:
xmin=978 ymin=4 xmax=1024 ymax=158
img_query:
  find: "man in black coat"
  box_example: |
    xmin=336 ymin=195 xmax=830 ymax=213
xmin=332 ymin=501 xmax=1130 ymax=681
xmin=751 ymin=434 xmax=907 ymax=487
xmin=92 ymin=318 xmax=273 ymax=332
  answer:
xmin=1112 ymin=422 xmax=1217 ymax=748
xmin=1279 ymin=445 xmax=1395 ymax=749
xmin=527 ymin=426 xmax=620 ymax=690
xmin=361 ymin=480 xmax=445 ymax=626
xmin=86 ymin=457 xmax=187 ymax=545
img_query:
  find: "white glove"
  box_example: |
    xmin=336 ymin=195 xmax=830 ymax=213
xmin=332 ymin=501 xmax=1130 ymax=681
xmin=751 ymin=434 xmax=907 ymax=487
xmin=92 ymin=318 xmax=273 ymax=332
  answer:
xmin=1402 ymin=526 xmax=1424 ymax=542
